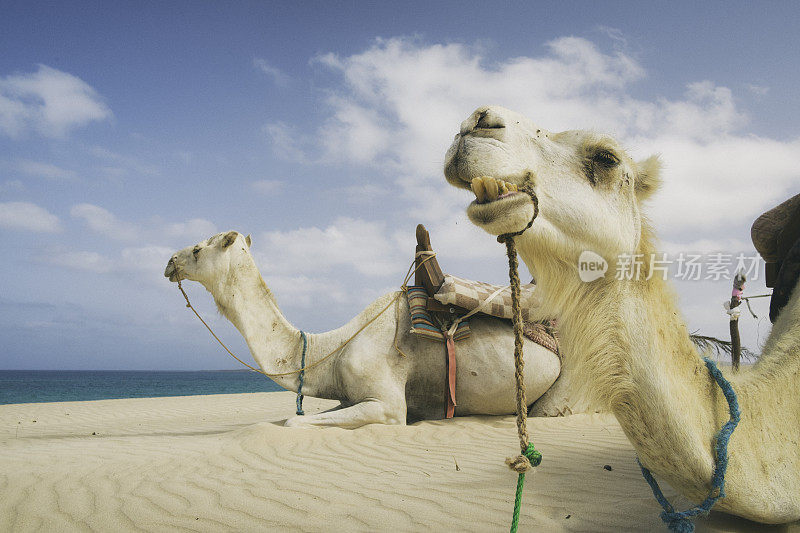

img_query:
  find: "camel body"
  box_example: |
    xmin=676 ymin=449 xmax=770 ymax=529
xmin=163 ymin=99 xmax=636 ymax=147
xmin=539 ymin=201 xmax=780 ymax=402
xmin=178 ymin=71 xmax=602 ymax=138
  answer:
xmin=444 ymin=105 xmax=800 ymax=523
xmin=166 ymin=231 xmax=561 ymax=428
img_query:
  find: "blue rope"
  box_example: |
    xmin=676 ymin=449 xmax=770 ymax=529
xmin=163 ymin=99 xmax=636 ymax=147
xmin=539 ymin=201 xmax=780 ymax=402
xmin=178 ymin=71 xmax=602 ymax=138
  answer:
xmin=295 ymin=331 xmax=307 ymax=416
xmin=638 ymin=357 xmax=741 ymax=532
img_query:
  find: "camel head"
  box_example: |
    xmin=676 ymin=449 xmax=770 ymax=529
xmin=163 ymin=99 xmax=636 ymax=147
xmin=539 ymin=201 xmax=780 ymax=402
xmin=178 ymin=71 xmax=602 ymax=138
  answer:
xmin=444 ymin=106 xmax=662 ymax=269
xmin=164 ymin=231 xmax=252 ymax=286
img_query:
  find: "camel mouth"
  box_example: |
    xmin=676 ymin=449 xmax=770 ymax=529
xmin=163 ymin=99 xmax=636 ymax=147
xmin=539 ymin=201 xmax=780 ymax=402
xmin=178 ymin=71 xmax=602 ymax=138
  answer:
xmin=463 ymin=174 xmax=538 ymax=234
xmin=469 ymin=176 xmax=521 ymax=205
xmin=164 ymin=261 xmax=182 ymax=282
xmin=467 ymin=188 xmax=532 ymax=217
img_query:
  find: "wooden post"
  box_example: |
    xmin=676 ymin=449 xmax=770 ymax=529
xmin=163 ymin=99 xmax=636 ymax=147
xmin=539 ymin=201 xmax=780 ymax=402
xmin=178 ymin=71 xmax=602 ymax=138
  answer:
xmin=415 ymin=224 xmax=445 ymax=296
xmin=729 ymin=270 xmax=746 ymax=371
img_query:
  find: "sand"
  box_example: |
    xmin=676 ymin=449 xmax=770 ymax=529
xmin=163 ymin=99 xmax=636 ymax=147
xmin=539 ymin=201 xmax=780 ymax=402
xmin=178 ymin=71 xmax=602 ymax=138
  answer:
xmin=0 ymin=391 xmax=796 ymax=532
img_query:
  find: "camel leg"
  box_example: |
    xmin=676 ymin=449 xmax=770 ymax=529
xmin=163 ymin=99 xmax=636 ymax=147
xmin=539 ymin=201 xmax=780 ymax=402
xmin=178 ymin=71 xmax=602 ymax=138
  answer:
xmin=320 ymin=403 xmax=345 ymax=413
xmin=284 ymin=399 xmax=405 ymax=429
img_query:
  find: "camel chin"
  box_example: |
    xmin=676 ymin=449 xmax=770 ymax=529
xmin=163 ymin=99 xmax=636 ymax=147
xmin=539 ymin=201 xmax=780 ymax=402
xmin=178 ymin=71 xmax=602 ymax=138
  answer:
xmin=466 ymin=193 xmax=536 ymax=236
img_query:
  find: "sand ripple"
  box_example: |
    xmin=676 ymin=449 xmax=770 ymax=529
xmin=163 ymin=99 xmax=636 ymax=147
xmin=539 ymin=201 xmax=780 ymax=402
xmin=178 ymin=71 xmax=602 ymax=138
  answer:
xmin=1 ymin=392 xmax=796 ymax=532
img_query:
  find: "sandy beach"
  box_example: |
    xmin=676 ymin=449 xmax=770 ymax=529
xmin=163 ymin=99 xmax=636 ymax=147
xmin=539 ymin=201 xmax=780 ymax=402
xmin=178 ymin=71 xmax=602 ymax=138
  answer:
xmin=0 ymin=391 xmax=795 ymax=532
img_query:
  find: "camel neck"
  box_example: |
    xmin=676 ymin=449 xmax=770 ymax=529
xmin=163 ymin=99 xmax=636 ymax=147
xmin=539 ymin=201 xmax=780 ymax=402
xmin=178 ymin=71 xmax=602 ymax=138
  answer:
xmin=202 ymin=260 xmax=310 ymax=394
xmin=539 ymin=268 xmax=726 ymax=499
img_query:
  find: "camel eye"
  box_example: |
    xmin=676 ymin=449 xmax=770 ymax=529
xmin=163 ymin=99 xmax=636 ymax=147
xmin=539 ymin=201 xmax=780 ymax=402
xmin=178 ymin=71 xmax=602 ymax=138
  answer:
xmin=193 ymin=247 xmax=201 ymax=259
xmin=593 ymin=150 xmax=619 ymax=167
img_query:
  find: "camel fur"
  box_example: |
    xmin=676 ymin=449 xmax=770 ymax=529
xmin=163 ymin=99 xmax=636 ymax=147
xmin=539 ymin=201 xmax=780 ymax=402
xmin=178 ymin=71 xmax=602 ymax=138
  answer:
xmin=165 ymin=231 xmax=560 ymax=428
xmin=444 ymin=105 xmax=800 ymax=524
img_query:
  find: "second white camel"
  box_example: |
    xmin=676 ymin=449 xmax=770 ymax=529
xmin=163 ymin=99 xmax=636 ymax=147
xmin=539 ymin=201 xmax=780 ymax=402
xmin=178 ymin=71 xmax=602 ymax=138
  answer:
xmin=165 ymin=231 xmax=560 ymax=428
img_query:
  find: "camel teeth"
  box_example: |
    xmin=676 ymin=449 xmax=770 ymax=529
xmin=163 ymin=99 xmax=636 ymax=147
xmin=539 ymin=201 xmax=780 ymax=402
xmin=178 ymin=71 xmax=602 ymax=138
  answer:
xmin=484 ymin=177 xmax=499 ymax=201
xmin=473 ymin=177 xmax=519 ymax=203
xmin=471 ymin=177 xmax=487 ymax=203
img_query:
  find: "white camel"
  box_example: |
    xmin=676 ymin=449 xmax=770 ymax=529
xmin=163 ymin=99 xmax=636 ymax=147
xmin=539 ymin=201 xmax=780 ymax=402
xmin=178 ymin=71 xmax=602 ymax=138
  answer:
xmin=165 ymin=231 xmax=560 ymax=428
xmin=444 ymin=105 xmax=800 ymax=524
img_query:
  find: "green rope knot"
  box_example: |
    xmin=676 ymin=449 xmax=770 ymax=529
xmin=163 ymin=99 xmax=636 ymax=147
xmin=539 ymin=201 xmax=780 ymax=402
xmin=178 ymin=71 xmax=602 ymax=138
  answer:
xmin=506 ymin=442 xmax=542 ymax=473
xmin=524 ymin=442 xmax=542 ymax=467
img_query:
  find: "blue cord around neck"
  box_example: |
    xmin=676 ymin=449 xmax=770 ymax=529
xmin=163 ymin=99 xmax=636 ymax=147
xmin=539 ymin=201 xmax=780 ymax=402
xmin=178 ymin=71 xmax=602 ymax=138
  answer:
xmin=295 ymin=331 xmax=307 ymax=416
xmin=638 ymin=357 xmax=741 ymax=533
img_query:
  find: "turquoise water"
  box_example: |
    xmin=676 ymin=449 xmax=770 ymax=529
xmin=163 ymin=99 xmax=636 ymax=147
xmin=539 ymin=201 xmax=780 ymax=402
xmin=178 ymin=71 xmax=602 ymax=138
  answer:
xmin=0 ymin=370 xmax=284 ymax=405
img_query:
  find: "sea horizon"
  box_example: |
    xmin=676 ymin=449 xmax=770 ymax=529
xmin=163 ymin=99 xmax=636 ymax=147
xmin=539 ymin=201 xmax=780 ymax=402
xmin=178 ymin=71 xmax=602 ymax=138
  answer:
xmin=0 ymin=369 xmax=285 ymax=405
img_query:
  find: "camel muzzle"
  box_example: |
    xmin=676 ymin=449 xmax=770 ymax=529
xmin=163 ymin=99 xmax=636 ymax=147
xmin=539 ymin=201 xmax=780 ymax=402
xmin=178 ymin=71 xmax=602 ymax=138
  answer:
xmin=164 ymin=257 xmax=179 ymax=282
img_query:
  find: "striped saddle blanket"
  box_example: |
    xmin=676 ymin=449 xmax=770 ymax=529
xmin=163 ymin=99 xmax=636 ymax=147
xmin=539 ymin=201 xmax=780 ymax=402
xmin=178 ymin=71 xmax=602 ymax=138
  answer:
xmin=406 ymin=275 xmax=559 ymax=356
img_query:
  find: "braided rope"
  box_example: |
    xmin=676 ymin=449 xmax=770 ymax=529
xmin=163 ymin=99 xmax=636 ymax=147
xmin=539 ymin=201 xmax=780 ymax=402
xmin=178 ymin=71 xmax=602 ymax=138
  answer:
xmin=295 ymin=331 xmax=308 ymax=415
xmin=495 ymin=187 xmax=541 ymax=533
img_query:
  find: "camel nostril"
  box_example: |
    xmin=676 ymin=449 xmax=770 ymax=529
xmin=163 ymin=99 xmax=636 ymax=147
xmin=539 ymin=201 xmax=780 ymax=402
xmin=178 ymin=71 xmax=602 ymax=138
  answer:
xmin=475 ymin=110 xmax=505 ymax=130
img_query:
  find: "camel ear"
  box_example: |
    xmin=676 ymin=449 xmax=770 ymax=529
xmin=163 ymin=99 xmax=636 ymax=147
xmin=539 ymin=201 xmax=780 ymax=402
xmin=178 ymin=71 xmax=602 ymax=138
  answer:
xmin=635 ymin=155 xmax=662 ymax=201
xmin=220 ymin=231 xmax=238 ymax=248
xmin=245 ymin=234 xmax=252 ymax=247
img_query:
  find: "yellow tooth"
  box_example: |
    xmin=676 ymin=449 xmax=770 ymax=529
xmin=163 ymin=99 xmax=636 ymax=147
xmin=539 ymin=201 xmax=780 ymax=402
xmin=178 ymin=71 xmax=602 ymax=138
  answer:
xmin=499 ymin=181 xmax=508 ymax=195
xmin=471 ymin=177 xmax=487 ymax=203
xmin=484 ymin=177 xmax=499 ymax=201
xmin=508 ymin=183 xmax=518 ymax=192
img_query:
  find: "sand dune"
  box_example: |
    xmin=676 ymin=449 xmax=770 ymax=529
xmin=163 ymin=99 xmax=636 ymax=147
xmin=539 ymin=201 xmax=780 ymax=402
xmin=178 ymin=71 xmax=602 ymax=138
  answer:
xmin=0 ymin=391 xmax=796 ymax=532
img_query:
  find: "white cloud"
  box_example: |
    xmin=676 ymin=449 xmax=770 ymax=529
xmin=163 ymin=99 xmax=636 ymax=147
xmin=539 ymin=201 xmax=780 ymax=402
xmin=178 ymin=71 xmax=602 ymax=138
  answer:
xmin=633 ymin=134 xmax=800 ymax=233
xmin=46 ymin=250 xmax=113 ymax=273
xmin=163 ymin=218 xmax=217 ymax=243
xmin=17 ymin=159 xmax=77 ymax=180
xmin=71 ymin=203 xmax=140 ymax=241
xmin=0 ymin=64 xmax=111 ymax=138
xmin=659 ymin=237 xmax=754 ymax=256
xmin=253 ymin=58 xmax=290 ymax=86
xmin=655 ymin=81 xmax=747 ymax=140
xmin=0 ymin=201 xmax=61 ymax=232
xmin=596 ymin=26 xmax=629 ymax=49
xmin=251 ymin=179 xmax=284 ymax=194
xmin=120 ymin=245 xmax=174 ymax=275
xmin=340 ymin=183 xmax=389 ymax=205
xmin=88 ymin=146 xmax=159 ymax=177
xmin=318 ymin=97 xmax=394 ymax=165
xmin=309 ymin=36 xmax=649 ymax=176
xmin=262 ymin=274 xmax=349 ymax=308
xmin=70 ymin=203 xmax=217 ymax=247
xmin=41 ymin=244 xmax=176 ymax=279
xmin=255 ymin=217 xmax=407 ymax=277
xmin=747 ymin=84 xmax=769 ymax=96
xmin=263 ymin=121 xmax=311 ymax=163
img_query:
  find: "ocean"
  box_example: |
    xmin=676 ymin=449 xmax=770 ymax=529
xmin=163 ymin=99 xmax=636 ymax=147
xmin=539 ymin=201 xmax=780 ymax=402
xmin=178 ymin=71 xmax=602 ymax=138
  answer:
xmin=0 ymin=370 xmax=285 ymax=405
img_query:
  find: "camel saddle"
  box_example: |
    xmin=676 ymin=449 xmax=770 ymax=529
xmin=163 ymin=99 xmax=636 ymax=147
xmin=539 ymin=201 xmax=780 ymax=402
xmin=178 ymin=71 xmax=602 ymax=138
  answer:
xmin=411 ymin=224 xmax=559 ymax=418
xmin=751 ymin=193 xmax=800 ymax=321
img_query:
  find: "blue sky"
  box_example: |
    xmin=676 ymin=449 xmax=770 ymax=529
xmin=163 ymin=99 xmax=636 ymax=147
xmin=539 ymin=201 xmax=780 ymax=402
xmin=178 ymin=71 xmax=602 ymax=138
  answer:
xmin=1 ymin=2 xmax=797 ymax=369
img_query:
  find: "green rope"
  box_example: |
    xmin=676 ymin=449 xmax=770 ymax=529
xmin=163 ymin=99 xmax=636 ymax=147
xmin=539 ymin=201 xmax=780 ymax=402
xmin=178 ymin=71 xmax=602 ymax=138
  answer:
xmin=510 ymin=442 xmax=542 ymax=533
